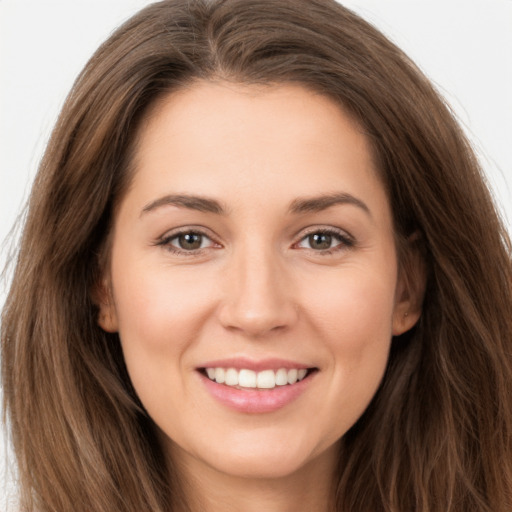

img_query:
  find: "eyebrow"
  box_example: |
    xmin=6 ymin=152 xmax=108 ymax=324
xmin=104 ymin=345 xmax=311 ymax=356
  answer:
xmin=288 ymin=192 xmax=371 ymax=217
xmin=140 ymin=192 xmax=371 ymax=217
xmin=141 ymin=194 xmax=227 ymax=216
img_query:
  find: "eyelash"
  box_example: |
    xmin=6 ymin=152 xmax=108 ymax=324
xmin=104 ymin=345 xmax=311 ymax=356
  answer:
xmin=155 ymin=227 xmax=354 ymax=257
xmin=294 ymin=227 xmax=355 ymax=255
xmin=155 ymin=229 xmax=218 ymax=256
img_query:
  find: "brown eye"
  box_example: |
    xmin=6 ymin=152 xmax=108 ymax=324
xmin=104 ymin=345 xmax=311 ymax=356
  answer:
xmin=296 ymin=229 xmax=353 ymax=253
xmin=175 ymin=232 xmax=204 ymax=250
xmin=307 ymin=233 xmax=333 ymax=250
xmin=158 ymin=229 xmax=219 ymax=255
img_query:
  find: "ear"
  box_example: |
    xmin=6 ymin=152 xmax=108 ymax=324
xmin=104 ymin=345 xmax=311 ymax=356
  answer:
xmin=392 ymin=233 xmax=427 ymax=336
xmin=91 ymin=276 xmax=119 ymax=333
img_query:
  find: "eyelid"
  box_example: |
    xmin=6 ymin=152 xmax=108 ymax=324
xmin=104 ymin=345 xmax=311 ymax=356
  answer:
xmin=153 ymin=224 xmax=355 ymax=256
xmin=155 ymin=226 xmax=222 ymax=255
xmin=293 ymin=225 xmax=355 ymax=253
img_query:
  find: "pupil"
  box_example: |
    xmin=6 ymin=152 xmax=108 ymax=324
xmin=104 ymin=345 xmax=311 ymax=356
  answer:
xmin=310 ymin=233 xmax=332 ymax=250
xmin=179 ymin=233 xmax=202 ymax=250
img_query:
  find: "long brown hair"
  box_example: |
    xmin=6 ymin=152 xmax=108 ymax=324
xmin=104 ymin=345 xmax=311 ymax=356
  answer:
xmin=2 ymin=1 xmax=512 ymax=510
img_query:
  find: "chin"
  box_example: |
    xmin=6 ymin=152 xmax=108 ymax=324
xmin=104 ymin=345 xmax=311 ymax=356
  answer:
xmin=211 ymin=453 xmax=311 ymax=480
xmin=181 ymin=428 xmax=337 ymax=482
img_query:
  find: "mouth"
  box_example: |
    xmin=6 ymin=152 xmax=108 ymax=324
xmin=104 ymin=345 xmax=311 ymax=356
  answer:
xmin=196 ymin=358 xmax=318 ymax=413
xmin=199 ymin=366 xmax=317 ymax=390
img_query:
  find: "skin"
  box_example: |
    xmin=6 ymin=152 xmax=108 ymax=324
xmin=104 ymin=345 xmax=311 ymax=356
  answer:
xmin=98 ymin=81 xmax=423 ymax=511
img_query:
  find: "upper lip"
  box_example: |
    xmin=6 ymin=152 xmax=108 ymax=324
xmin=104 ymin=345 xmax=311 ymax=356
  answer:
xmin=198 ymin=357 xmax=314 ymax=372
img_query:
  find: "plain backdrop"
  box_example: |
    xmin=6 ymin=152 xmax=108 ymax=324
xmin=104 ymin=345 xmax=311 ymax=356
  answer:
xmin=1 ymin=0 xmax=511 ymax=508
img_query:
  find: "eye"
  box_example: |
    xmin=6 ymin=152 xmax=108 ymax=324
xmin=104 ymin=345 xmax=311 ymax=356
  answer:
xmin=296 ymin=228 xmax=353 ymax=253
xmin=171 ymin=232 xmax=209 ymax=251
xmin=157 ymin=229 xmax=218 ymax=254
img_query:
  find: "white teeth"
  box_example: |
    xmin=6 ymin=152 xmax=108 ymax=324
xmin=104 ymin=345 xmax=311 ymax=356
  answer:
xmin=238 ymin=369 xmax=256 ymax=388
xmin=287 ymin=368 xmax=298 ymax=385
xmin=205 ymin=367 xmax=310 ymax=389
xmin=275 ymin=368 xmax=288 ymax=386
xmin=225 ymin=368 xmax=239 ymax=386
xmin=214 ymin=368 xmax=225 ymax=384
xmin=257 ymin=370 xmax=276 ymax=389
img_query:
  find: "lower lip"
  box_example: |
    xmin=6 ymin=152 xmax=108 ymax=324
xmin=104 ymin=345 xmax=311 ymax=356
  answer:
xmin=199 ymin=371 xmax=315 ymax=413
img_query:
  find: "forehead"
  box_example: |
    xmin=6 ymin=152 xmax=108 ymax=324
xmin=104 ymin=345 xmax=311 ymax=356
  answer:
xmin=137 ymin=81 xmax=371 ymax=162
xmin=124 ymin=80 xmax=389 ymax=221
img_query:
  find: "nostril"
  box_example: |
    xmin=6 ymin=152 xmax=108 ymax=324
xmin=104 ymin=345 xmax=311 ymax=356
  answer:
xmin=218 ymin=304 xmax=297 ymax=337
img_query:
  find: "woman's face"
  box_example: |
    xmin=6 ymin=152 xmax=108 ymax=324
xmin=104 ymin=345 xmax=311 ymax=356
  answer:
xmin=99 ymin=81 xmax=420 ymax=481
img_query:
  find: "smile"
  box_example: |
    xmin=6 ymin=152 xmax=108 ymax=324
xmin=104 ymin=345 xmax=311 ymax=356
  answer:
xmin=204 ymin=367 xmax=309 ymax=389
xmin=198 ymin=362 xmax=317 ymax=413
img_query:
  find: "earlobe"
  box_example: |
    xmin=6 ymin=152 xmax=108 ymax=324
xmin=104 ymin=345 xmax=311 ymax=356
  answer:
xmin=392 ymin=306 xmax=422 ymax=336
xmin=91 ymin=278 xmax=119 ymax=333
xmin=98 ymin=303 xmax=119 ymax=333
xmin=392 ymin=234 xmax=427 ymax=336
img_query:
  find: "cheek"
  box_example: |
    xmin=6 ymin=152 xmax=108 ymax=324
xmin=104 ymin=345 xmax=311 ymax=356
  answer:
xmin=299 ymin=265 xmax=396 ymax=435
xmin=109 ymin=260 xmax=221 ymax=420
xmin=110 ymin=262 xmax=220 ymax=429
xmin=112 ymin=261 xmax=216 ymax=354
xmin=303 ymin=263 xmax=397 ymax=346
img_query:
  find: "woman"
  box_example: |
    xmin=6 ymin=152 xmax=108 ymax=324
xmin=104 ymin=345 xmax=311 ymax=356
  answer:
xmin=2 ymin=0 xmax=511 ymax=511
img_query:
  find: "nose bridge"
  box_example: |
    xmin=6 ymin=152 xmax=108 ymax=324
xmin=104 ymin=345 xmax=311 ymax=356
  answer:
xmin=219 ymin=236 xmax=296 ymax=336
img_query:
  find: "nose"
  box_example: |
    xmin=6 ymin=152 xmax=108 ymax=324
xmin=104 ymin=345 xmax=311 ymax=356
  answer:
xmin=217 ymin=243 xmax=298 ymax=337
